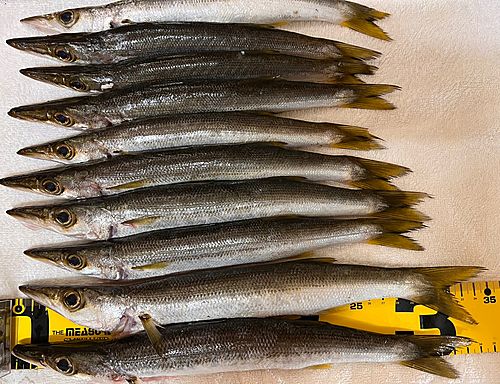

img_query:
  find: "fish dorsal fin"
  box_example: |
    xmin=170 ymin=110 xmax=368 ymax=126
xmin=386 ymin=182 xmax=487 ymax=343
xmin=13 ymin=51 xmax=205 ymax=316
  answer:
xmin=131 ymin=261 xmax=170 ymax=271
xmin=122 ymin=216 xmax=162 ymax=228
xmin=108 ymin=179 xmax=149 ymax=191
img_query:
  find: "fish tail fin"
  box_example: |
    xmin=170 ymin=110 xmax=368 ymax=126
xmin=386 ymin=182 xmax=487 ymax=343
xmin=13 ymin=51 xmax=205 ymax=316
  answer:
xmin=341 ymin=2 xmax=391 ymax=41
xmin=335 ymin=60 xmax=378 ymax=76
xmin=331 ymin=125 xmax=384 ymax=150
xmin=349 ymin=157 xmax=411 ymax=179
xmin=367 ymin=233 xmax=423 ymax=251
xmin=410 ymin=266 xmax=486 ymax=324
xmin=400 ymin=335 xmax=471 ymax=378
xmin=343 ymin=96 xmax=395 ymax=110
xmin=349 ymin=178 xmax=399 ymax=191
xmin=338 ymin=74 xmax=365 ymax=84
xmin=376 ymin=190 xmax=431 ymax=208
xmin=373 ymin=207 xmax=431 ymax=222
xmin=333 ymin=42 xmax=381 ymax=60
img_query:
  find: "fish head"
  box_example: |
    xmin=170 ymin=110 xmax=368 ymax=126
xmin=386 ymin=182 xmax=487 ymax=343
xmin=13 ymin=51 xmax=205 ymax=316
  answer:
xmin=24 ymin=243 xmax=124 ymax=280
xmin=20 ymin=65 xmax=114 ymax=93
xmin=7 ymin=32 xmax=102 ymax=64
xmin=19 ymin=284 xmax=127 ymax=332
xmin=13 ymin=343 xmax=113 ymax=380
xmin=0 ymin=170 xmax=68 ymax=197
xmin=20 ymin=7 xmax=114 ymax=34
xmin=8 ymin=97 xmax=112 ymax=130
xmin=7 ymin=201 xmax=116 ymax=240
xmin=17 ymin=134 xmax=109 ymax=164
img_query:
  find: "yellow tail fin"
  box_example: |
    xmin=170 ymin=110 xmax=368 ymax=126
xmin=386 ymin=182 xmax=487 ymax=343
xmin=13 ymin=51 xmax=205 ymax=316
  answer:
xmin=349 ymin=178 xmax=399 ymax=191
xmin=377 ymin=190 xmax=431 ymax=208
xmin=343 ymin=96 xmax=395 ymax=110
xmin=349 ymin=157 xmax=411 ymax=179
xmin=374 ymin=219 xmax=427 ymax=233
xmin=341 ymin=2 xmax=391 ymax=41
xmin=334 ymin=41 xmax=381 ymax=60
xmin=337 ymin=75 xmax=365 ymax=84
xmin=373 ymin=207 xmax=431 ymax=222
xmin=410 ymin=266 xmax=486 ymax=324
xmin=331 ymin=125 xmax=384 ymax=150
xmin=400 ymin=336 xmax=471 ymax=378
xmin=336 ymin=60 xmax=378 ymax=76
xmin=367 ymin=233 xmax=423 ymax=251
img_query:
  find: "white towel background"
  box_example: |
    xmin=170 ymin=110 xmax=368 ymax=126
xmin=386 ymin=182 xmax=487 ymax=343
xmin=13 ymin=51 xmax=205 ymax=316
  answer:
xmin=0 ymin=0 xmax=499 ymax=383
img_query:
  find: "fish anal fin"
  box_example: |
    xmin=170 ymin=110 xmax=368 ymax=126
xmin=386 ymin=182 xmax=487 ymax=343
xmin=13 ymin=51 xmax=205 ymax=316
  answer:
xmin=278 ymin=251 xmax=323 ymax=261
xmin=306 ymin=363 xmax=333 ymax=370
xmin=131 ymin=261 xmax=170 ymax=271
xmin=341 ymin=19 xmax=391 ymax=41
xmin=349 ymin=179 xmax=399 ymax=191
xmin=122 ymin=216 xmax=162 ymax=228
xmin=108 ymin=179 xmax=149 ymax=191
xmin=139 ymin=314 xmax=164 ymax=357
xmin=367 ymin=233 xmax=424 ymax=251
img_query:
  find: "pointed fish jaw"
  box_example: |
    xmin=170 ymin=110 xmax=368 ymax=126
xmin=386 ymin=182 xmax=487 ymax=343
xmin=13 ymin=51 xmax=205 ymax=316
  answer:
xmin=20 ymin=14 xmax=62 ymax=34
xmin=24 ymin=248 xmax=64 ymax=265
xmin=12 ymin=344 xmax=49 ymax=367
xmin=20 ymin=67 xmax=63 ymax=87
xmin=0 ymin=174 xmax=39 ymax=193
xmin=6 ymin=206 xmax=51 ymax=230
xmin=6 ymin=36 xmax=54 ymax=57
xmin=19 ymin=285 xmax=62 ymax=311
xmin=8 ymin=105 xmax=51 ymax=123
xmin=17 ymin=143 xmax=57 ymax=161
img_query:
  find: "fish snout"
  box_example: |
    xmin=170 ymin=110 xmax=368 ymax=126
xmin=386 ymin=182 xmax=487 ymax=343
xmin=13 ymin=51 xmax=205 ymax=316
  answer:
xmin=12 ymin=344 xmax=46 ymax=366
xmin=17 ymin=144 xmax=53 ymax=160
xmin=20 ymin=14 xmax=58 ymax=34
xmin=20 ymin=67 xmax=61 ymax=85
xmin=0 ymin=175 xmax=37 ymax=192
xmin=24 ymin=248 xmax=63 ymax=264
xmin=8 ymin=105 xmax=50 ymax=123
xmin=6 ymin=37 xmax=51 ymax=55
xmin=7 ymin=206 xmax=48 ymax=223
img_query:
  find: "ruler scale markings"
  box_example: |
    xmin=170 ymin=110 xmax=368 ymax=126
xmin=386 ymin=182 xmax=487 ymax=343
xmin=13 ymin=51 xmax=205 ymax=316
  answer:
xmin=472 ymin=282 xmax=476 ymax=296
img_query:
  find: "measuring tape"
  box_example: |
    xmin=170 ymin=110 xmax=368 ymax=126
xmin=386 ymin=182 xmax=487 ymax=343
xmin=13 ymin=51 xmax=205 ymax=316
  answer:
xmin=3 ymin=280 xmax=499 ymax=371
xmin=319 ymin=281 xmax=499 ymax=354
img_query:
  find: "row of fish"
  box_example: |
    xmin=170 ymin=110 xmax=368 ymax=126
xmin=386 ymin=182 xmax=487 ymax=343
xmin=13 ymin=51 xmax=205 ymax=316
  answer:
xmin=4 ymin=1 xmax=481 ymax=382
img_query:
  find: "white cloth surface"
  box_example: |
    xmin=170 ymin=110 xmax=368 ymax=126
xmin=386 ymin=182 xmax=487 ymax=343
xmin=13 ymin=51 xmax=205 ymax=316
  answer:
xmin=0 ymin=0 xmax=499 ymax=382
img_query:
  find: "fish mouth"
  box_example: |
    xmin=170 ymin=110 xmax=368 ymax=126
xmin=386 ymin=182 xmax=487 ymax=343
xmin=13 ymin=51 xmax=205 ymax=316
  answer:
xmin=17 ymin=144 xmax=54 ymax=160
xmin=0 ymin=175 xmax=38 ymax=192
xmin=12 ymin=344 xmax=48 ymax=367
xmin=20 ymin=14 xmax=56 ymax=34
xmin=6 ymin=206 xmax=48 ymax=227
xmin=6 ymin=36 xmax=52 ymax=56
xmin=24 ymin=248 xmax=63 ymax=264
xmin=20 ymin=67 xmax=62 ymax=86
xmin=8 ymin=105 xmax=50 ymax=123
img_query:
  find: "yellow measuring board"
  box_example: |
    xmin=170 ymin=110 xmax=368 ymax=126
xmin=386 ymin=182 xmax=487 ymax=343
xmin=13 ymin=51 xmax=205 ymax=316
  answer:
xmin=319 ymin=281 xmax=499 ymax=354
xmin=6 ymin=280 xmax=499 ymax=370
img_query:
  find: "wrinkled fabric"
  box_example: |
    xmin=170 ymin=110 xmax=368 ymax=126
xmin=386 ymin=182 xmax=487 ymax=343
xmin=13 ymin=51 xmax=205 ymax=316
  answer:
xmin=0 ymin=0 xmax=499 ymax=383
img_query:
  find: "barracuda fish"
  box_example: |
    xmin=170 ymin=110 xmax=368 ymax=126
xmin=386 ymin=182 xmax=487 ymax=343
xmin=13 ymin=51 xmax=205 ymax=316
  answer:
xmin=8 ymin=81 xmax=398 ymax=130
xmin=13 ymin=318 xmax=470 ymax=381
xmin=18 ymin=260 xmax=482 ymax=336
xmin=20 ymin=53 xmax=377 ymax=93
xmin=7 ymin=22 xmax=380 ymax=65
xmin=20 ymin=0 xmax=390 ymax=39
xmin=24 ymin=217 xmax=425 ymax=280
xmin=0 ymin=144 xmax=410 ymax=198
xmin=17 ymin=113 xmax=383 ymax=164
xmin=6 ymin=178 xmax=429 ymax=240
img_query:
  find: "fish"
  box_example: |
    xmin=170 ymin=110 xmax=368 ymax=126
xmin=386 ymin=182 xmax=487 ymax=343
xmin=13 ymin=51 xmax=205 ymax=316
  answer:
xmin=20 ymin=53 xmax=377 ymax=93
xmin=16 ymin=113 xmax=383 ymax=164
xmin=6 ymin=178 xmax=429 ymax=240
xmin=18 ymin=260 xmax=482 ymax=335
xmin=19 ymin=0 xmax=390 ymax=39
xmin=8 ymin=81 xmax=398 ymax=130
xmin=1 ymin=144 xmax=410 ymax=198
xmin=24 ymin=217 xmax=425 ymax=280
xmin=13 ymin=318 xmax=470 ymax=381
xmin=6 ymin=22 xmax=380 ymax=65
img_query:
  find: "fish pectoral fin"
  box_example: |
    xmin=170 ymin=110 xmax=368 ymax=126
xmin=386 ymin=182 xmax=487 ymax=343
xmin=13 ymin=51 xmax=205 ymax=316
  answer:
xmin=122 ymin=216 xmax=162 ymax=228
xmin=306 ymin=363 xmax=333 ymax=370
xmin=400 ymin=357 xmax=459 ymax=379
xmin=131 ymin=261 xmax=170 ymax=271
xmin=139 ymin=314 xmax=164 ymax=357
xmin=108 ymin=179 xmax=149 ymax=191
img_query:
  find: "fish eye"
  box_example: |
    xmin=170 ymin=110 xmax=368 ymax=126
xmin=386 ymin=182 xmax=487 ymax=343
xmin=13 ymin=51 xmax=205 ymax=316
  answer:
xmin=66 ymin=254 xmax=85 ymax=270
xmin=55 ymin=357 xmax=75 ymax=375
xmin=63 ymin=291 xmax=84 ymax=311
xmin=53 ymin=113 xmax=73 ymax=127
xmin=55 ymin=144 xmax=75 ymax=160
xmin=41 ymin=179 xmax=63 ymax=195
xmin=54 ymin=47 xmax=75 ymax=63
xmin=54 ymin=209 xmax=76 ymax=228
xmin=58 ymin=11 xmax=74 ymax=25
xmin=69 ymin=79 xmax=88 ymax=92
